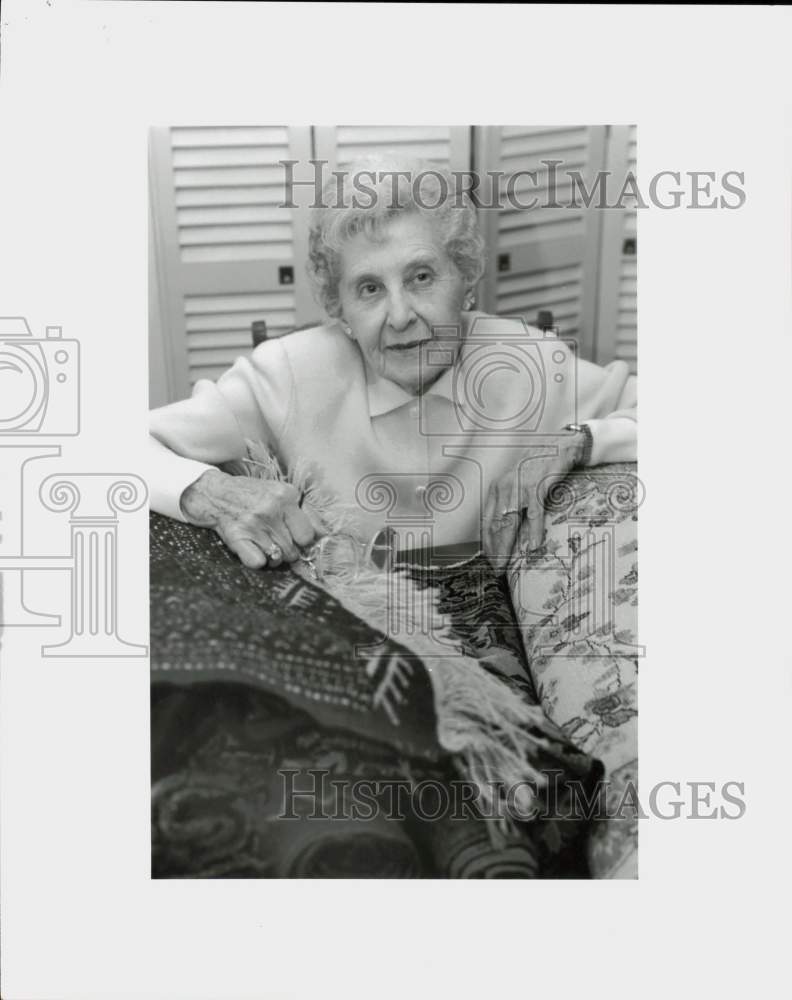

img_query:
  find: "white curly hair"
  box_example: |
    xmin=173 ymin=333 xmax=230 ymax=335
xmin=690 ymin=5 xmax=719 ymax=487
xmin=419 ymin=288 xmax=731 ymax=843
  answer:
xmin=307 ymin=154 xmax=486 ymax=318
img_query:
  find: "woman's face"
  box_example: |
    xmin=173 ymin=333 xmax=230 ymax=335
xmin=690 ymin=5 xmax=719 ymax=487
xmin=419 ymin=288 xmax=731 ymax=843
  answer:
xmin=336 ymin=212 xmax=468 ymax=395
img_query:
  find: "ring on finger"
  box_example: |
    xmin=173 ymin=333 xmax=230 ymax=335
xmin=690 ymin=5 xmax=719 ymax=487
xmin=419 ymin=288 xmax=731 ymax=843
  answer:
xmin=492 ymin=510 xmax=518 ymax=530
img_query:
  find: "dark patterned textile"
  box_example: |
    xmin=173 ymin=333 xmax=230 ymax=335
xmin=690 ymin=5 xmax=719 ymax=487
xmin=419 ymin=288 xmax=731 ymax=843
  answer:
xmin=151 ymin=684 xmax=590 ymax=878
xmin=150 ymin=514 xmax=602 ymax=878
xmin=150 ymin=513 xmax=441 ymax=761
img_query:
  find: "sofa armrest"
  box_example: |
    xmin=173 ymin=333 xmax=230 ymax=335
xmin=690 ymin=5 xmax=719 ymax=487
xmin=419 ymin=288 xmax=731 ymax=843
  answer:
xmin=506 ymin=462 xmax=641 ymax=878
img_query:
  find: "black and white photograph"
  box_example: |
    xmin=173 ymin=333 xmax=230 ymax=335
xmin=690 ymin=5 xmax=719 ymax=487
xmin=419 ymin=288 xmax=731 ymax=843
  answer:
xmin=148 ymin=125 xmax=640 ymax=878
xmin=1 ymin=3 xmax=789 ymax=999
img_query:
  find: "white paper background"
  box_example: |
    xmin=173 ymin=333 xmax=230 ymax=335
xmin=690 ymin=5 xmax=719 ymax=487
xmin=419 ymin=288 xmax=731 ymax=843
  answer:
xmin=1 ymin=2 xmax=790 ymax=998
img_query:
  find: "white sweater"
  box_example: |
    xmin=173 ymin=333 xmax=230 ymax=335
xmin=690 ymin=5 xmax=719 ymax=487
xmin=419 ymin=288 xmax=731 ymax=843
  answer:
xmin=150 ymin=314 xmax=637 ymax=548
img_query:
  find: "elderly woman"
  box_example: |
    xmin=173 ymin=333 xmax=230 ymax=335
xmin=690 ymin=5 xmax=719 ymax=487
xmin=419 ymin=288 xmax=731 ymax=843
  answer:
xmin=149 ymin=158 xmax=636 ymax=572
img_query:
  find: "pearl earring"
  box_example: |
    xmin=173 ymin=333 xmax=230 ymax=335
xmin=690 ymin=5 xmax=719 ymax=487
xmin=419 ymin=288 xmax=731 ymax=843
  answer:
xmin=340 ymin=320 xmax=354 ymax=338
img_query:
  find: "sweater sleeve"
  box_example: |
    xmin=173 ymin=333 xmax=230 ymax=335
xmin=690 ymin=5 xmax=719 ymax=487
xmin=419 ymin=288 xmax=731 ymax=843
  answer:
xmin=575 ymin=356 xmax=637 ymax=466
xmin=148 ymin=337 xmax=294 ymax=521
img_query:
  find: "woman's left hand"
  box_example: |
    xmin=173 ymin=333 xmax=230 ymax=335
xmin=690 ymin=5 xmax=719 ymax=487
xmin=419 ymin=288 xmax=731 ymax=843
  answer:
xmin=482 ymin=431 xmax=587 ymax=570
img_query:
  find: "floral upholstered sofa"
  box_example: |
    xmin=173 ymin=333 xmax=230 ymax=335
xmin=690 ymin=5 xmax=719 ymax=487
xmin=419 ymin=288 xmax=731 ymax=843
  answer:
xmin=507 ymin=461 xmax=640 ymax=877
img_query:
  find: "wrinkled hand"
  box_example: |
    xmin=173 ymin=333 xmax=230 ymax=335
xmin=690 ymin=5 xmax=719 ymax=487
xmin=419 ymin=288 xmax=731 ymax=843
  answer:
xmin=482 ymin=432 xmax=586 ymax=571
xmin=179 ymin=468 xmax=323 ymax=569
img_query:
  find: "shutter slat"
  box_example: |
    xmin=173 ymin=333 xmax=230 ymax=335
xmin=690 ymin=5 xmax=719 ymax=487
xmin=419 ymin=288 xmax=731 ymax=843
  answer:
xmin=336 ymin=144 xmax=450 ymax=165
xmin=179 ymin=223 xmax=293 ymax=247
xmin=336 ymin=125 xmax=449 ymax=145
xmin=500 ymin=206 xmax=585 ymax=232
xmin=172 ymin=146 xmax=290 ymax=169
xmin=171 ymin=126 xmax=290 ymax=149
xmin=498 ymin=291 xmax=581 ymax=316
xmin=501 ymin=125 xmax=588 ymax=141
xmin=175 ymin=187 xmax=288 ymax=208
xmin=181 ymin=243 xmax=292 ymax=263
xmin=499 ymin=155 xmax=588 ymax=177
xmin=501 ymin=137 xmax=588 ymax=162
xmin=185 ymin=291 xmax=295 ymax=315
xmin=497 ymin=263 xmax=581 ymax=294
xmin=186 ymin=309 xmax=296 ymax=333
xmin=498 ymin=216 xmax=585 ymax=247
xmin=177 ymin=205 xmax=291 ymax=226
xmin=174 ymin=165 xmax=286 ymax=188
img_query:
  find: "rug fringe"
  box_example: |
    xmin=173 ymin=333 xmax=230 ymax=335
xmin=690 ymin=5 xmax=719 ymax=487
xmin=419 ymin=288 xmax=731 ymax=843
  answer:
xmin=294 ymin=555 xmax=553 ymax=822
xmin=238 ymin=439 xmax=552 ymax=823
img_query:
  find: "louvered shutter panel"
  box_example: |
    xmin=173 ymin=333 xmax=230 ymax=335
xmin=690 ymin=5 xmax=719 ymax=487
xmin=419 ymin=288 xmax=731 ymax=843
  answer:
xmin=615 ymin=126 xmax=638 ymax=372
xmin=313 ymin=125 xmax=471 ymax=173
xmin=474 ymin=126 xmax=607 ymax=360
xmin=594 ymin=125 xmax=638 ymax=372
xmin=149 ymin=126 xmax=314 ymax=399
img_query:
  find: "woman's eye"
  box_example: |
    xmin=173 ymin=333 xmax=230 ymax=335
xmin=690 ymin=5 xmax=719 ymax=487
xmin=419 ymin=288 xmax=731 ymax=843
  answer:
xmin=412 ymin=270 xmax=433 ymax=286
xmin=359 ymin=282 xmax=379 ymax=298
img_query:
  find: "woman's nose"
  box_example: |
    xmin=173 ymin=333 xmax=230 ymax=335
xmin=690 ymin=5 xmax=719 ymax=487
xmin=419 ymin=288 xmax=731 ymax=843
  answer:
xmin=385 ymin=290 xmax=416 ymax=332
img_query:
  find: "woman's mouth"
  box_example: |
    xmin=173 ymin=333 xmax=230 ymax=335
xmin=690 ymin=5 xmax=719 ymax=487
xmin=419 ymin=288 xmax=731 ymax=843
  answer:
xmin=387 ymin=339 xmax=427 ymax=353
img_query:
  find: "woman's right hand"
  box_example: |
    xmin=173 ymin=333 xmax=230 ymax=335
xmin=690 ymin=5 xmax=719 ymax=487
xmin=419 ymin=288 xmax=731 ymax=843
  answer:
xmin=179 ymin=468 xmax=322 ymax=569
